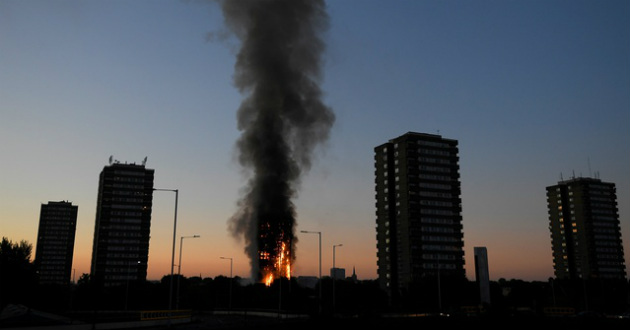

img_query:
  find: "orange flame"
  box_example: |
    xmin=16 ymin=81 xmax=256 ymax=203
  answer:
xmin=264 ymin=273 xmax=274 ymax=286
xmin=262 ymin=241 xmax=291 ymax=286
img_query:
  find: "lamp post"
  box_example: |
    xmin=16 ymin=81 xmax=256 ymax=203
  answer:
xmin=332 ymin=244 xmax=343 ymax=313
xmin=300 ymin=230 xmax=321 ymax=314
xmin=177 ymin=235 xmax=200 ymax=309
xmin=220 ymin=257 xmax=233 ymax=311
xmin=153 ymin=188 xmax=179 ymax=313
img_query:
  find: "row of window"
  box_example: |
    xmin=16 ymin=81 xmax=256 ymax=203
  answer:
xmin=592 ymin=225 xmax=622 ymax=233
xmin=39 ymin=230 xmax=74 ymax=236
xmin=111 ymin=183 xmax=146 ymax=189
xmin=594 ymin=252 xmax=625 ymax=260
xmin=103 ymin=274 xmax=139 ymax=280
xmin=387 ymin=140 xmax=452 ymax=149
xmin=39 ymin=265 xmax=68 ymax=270
xmin=41 ymin=208 xmax=75 ymax=214
xmin=588 ymin=184 xmax=614 ymax=191
xmin=38 ymin=255 xmax=68 ymax=260
xmin=418 ymin=157 xmax=453 ymax=165
xmin=555 ymin=184 xmax=613 ymax=192
xmin=384 ymin=223 xmax=458 ymax=236
xmin=39 ymin=276 xmax=68 ymax=281
xmin=419 ymin=209 xmax=458 ymax=216
xmin=109 ymin=218 xmax=143 ymax=224
xmin=421 ymin=243 xmax=461 ymax=251
xmin=421 ymin=253 xmax=459 ymax=261
xmin=421 ymin=226 xmax=457 ymax=234
xmin=594 ymin=240 xmax=623 ymax=247
xmin=104 ymin=239 xmax=142 ymax=244
xmin=378 ymin=154 xmax=455 ymax=164
xmin=421 ymin=236 xmax=460 ymax=243
xmin=111 ymin=190 xmax=146 ymax=196
xmin=112 ymin=176 xmax=145 ymax=183
xmin=590 ymin=195 xmax=615 ymax=202
xmin=105 ymin=253 xmax=140 ymax=258
xmin=420 ymin=165 xmax=452 ymax=173
xmin=557 ymin=195 xmax=616 ymax=208
xmin=422 ymin=263 xmax=458 ymax=270
xmin=113 ymin=170 xmax=148 ymax=177
xmin=112 ymin=197 xmax=145 ymax=203
xmin=107 ymin=246 xmax=140 ymax=251
xmin=418 ymin=200 xmax=454 ymax=207
xmin=422 ymin=217 xmax=457 ymax=225
xmin=383 ymin=206 xmax=461 ymax=218
xmin=108 ymin=224 xmax=142 ymax=231
xmin=396 ymin=200 xmax=456 ymax=208
xmin=418 ymin=182 xmax=453 ymax=190
xmin=416 ymin=140 xmax=452 ymax=148
xmin=110 ymin=211 xmax=143 ymax=216
xmin=40 ymin=222 xmax=75 ymax=229
xmin=556 ymin=207 xmax=616 ymax=217
xmin=104 ymin=260 xmax=142 ymax=266
xmin=592 ymin=215 xmax=618 ymax=222
xmin=418 ymin=191 xmax=453 ymax=198
xmin=593 ymin=234 xmax=622 ymax=241
xmin=111 ymin=204 xmax=144 ymax=210
xmin=377 ymin=191 xmax=457 ymax=202
xmin=41 ymin=214 xmax=75 ymax=220
xmin=38 ymin=237 xmax=73 ymax=244
xmin=39 ymin=249 xmax=72 ymax=257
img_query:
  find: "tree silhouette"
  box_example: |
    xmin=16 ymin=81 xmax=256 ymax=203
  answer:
xmin=0 ymin=237 xmax=37 ymax=308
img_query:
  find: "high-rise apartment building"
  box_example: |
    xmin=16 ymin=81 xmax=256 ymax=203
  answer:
xmin=91 ymin=160 xmax=154 ymax=287
xmin=375 ymin=132 xmax=465 ymax=297
xmin=547 ymin=177 xmax=626 ymax=280
xmin=34 ymin=201 xmax=78 ymax=285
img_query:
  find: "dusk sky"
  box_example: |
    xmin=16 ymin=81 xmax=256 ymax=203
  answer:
xmin=1 ymin=0 xmax=628 ymax=282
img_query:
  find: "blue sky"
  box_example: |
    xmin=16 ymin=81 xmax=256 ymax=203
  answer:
xmin=1 ymin=0 xmax=628 ymax=281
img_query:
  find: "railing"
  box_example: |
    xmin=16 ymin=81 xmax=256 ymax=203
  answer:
xmin=543 ymin=306 xmax=575 ymax=317
xmin=140 ymin=310 xmax=192 ymax=321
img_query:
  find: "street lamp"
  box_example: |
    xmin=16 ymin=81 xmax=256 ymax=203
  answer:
xmin=153 ymin=188 xmax=179 ymax=313
xmin=332 ymin=243 xmax=343 ymax=312
xmin=177 ymin=235 xmax=200 ymax=309
xmin=300 ymin=230 xmax=322 ymax=314
xmin=220 ymin=257 xmax=233 ymax=311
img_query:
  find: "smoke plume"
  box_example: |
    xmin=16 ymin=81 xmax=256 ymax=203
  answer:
xmin=220 ymin=0 xmax=334 ymax=281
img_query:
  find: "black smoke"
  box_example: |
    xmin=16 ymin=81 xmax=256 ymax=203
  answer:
xmin=219 ymin=0 xmax=334 ymax=281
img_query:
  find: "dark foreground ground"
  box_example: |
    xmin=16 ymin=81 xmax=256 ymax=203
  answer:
xmin=2 ymin=309 xmax=629 ymax=329
xmin=144 ymin=313 xmax=630 ymax=330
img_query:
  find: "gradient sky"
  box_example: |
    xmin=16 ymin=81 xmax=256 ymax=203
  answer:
xmin=1 ymin=0 xmax=628 ymax=282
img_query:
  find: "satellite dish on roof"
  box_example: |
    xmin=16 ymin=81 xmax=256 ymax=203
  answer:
xmin=142 ymin=156 xmax=147 ymax=166
xmin=109 ymin=155 xmax=113 ymax=165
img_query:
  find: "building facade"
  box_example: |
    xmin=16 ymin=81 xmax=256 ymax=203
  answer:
xmin=375 ymin=132 xmax=465 ymax=297
xmin=34 ymin=201 xmax=78 ymax=285
xmin=91 ymin=160 xmax=154 ymax=287
xmin=547 ymin=177 xmax=626 ymax=280
xmin=474 ymin=246 xmax=491 ymax=306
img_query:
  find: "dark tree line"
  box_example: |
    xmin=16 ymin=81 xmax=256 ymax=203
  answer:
xmin=1 ymin=237 xmax=628 ymax=320
xmin=0 ymin=237 xmax=38 ymax=309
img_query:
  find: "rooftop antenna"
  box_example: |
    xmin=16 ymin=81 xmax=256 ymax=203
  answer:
xmin=588 ymin=157 xmax=592 ymax=178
